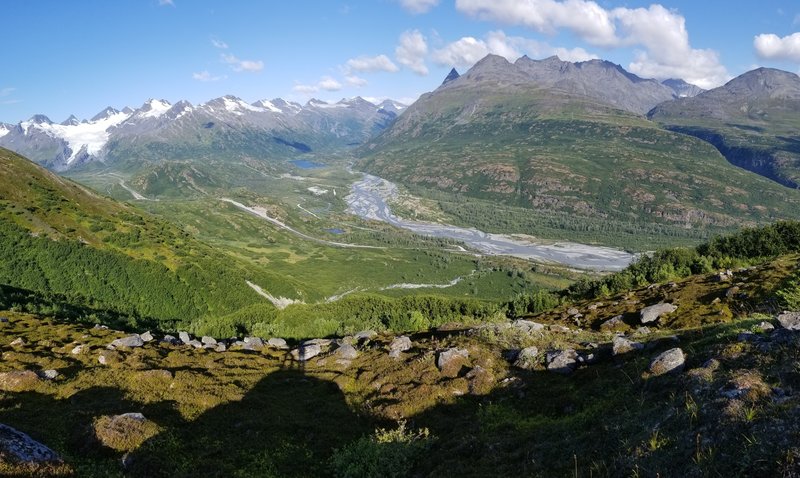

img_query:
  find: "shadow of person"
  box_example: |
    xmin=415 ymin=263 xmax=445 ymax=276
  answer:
xmin=127 ymin=367 xmax=370 ymax=478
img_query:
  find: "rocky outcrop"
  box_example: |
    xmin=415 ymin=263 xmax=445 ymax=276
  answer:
xmin=640 ymin=303 xmax=678 ymax=324
xmin=546 ymin=349 xmax=578 ymax=374
xmin=649 ymin=348 xmax=685 ymax=376
xmin=0 ymin=423 xmax=61 ymax=464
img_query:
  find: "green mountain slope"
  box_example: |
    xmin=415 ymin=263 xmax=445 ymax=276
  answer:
xmin=358 ymin=57 xmax=800 ymax=247
xmin=649 ymin=67 xmax=800 ymax=188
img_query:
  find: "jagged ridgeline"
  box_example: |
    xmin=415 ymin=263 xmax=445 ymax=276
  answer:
xmin=358 ymin=55 xmax=800 ymax=239
xmin=0 ymin=148 xmax=299 ymax=327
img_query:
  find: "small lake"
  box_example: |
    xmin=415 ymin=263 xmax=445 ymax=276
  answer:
xmin=291 ymin=160 xmax=325 ymax=169
xmin=325 ymin=228 xmax=345 ymax=235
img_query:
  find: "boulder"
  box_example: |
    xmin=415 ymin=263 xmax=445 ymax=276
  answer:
xmin=215 ymin=343 xmax=227 ymax=353
xmin=511 ymin=320 xmax=545 ymax=333
xmin=334 ymin=343 xmax=359 ymax=360
xmin=38 ymin=370 xmax=58 ymax=381
xmin=187 ymin=340 xmax=203 ymax=349
xmin=649 ymin=348 xmax=685 ymax=376
xmin=601 ymin=315 xmax=625 ymax=331
xmin=110 ymin=335 xmax=144 ymax=348
xmin=70 ymin=344 xmax=85 ymax=355
xmin=9 ymin=337 xmax=25 ymax=347
xmin=178 ymin=331 xmax=191 ymax=344
xmin=513 ymin=346 xmax=540 ymax=370
xmin=242 ymin=337 xmax=265 ymax=350
xmin=139 ymin=331 xmax=154 ymax=342
xmin=466 ymin=366 xmax=493 ymax=395
xmin=93 ymin=413 xmax=160 ymax=452
xmin=0 ymin=423 xmax=61 ymax=464
xmin=354 ymin=330 xmax=378 ymax=341
xmin=290 ymin=343 xmax=322 ymax=361
xmin=546 ymin=349 xmax=578 ymax=374
xmin=639 ymin=303 xmax=678 ymax=324
xmin=758 ymin=321 xmax=775 ymax=332
xmin=0 ymin=371 xmax=40 ymax=392
xmin=388 ymin=336 xmax=412 ymax=358
xmin=612 ymin=336 xmax=643 ymax=356
xmin=267 ymin=337 xmax=288 ymax=349
xmin=201 ymin=336 xmax=217 ymax=346
xmin=567 ymin=308 xmax=579 ymax=316
xmin=436 ymin=348 xmax=469 ymax=375
xmin=777 ymin=311 xmax=800 ymax=331
xmin=161 ymin=335 xmax=178 ymax=345
xmin=549 ymin=324 xmax=571 ymax=333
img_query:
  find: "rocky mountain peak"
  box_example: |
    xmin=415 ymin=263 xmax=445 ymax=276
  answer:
xmin=441 ymin=68 xmax=460 ymax=86
xmin=61 ymin=115 xmax=80 ymax=126
xmin=91 ymin=107 xmax=121 ymax=122
xmin=722 ymin=67 xmax=800 ymax=99
xmin=662 ymin=79 xmax=705 ymax=98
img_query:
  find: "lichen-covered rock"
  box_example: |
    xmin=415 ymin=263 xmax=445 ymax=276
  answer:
xmin=612 ymin=336 xmax=643 ymax=356
xmin=267 ymin=337 xmax=288 ymax=349
xmin=0 ymin=423 xmax=61 ymax=464
xmin=93 ymin=413 xmax=160 ymax=452
xmin=649 ymin=348 xmax=685 ymax=376
xmin=777 ymin=311 xmax=800 ymax=331
xmin=388 ymin=336 xmax=412 ymax=358
xmin=513 ymin=346 xmax=540 ymax=370
xmin=437 ymin=348 xmax=469 ymax=376
xmin=334 ymin=343 xmax=359 ymax=360
xmin=546 ymin=349 xmax=578 ymax=374
xmin=354 ymin=330 xmax=377 ymax=341
xmin=0 ymin=371 xmax=40 ymax=392
xmin=178 ymin=331 xmax=191 ymax=344
xmin=139 ymin=331 xmax=154 ymax=342
xmin=511 ymin=320 xmax=545 ymax=333
xmin=201 ymin=336 xmax=217 ymax=346
xmin=290 ymin=343 xmax=322 ymax=361
xmin=242 ymin=337 xmax=265 ymax=350
xmin=640 ymin=303 xmax=678 ymax=324
xmin=601 ymin=315 xmax=625 ymax=331
xmin=110 ymin=335 xmax=144 ymax=348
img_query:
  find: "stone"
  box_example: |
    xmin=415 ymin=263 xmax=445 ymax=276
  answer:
xmin=511 ymin=319 xmax=545 ymax=332
xmin=715 ymin=271 xmax=732 ymax=282
xmin=354 ymin=330 xmax=378 ymax=341
xmin=388 ymin=336 xmax=412 ymax=358
xmin=513 ymin=346 xmax=540 ymax=370
xmin=290 ymin=343 xmax=322 ymax=361
xmin=9 ymin=337 xmax=25 ymax=347
xmin=758 ymin=321 xmax=775 ymax=332
xmin=70 ymin=344 xmax=85 ymax=355
xmin=334 ymin=343 xmax=359 ymax=360
xmin=612 ymin=336 xmax=643 ymax=356
xmin=304 ymin=338 xmax=333 ymax=351
xmin=93 ymin=413 xmax=160 ymax=453
xmin=777 ymin=311 xmax=800 ymax=331
xmin=242 ymin=337 xmax=265 ymax=350
xmin=201 ymin=336 xmax=217 ymax=345
xmin=725 ymin=286 xmax=740 ymax=299
xmin=187 ymin=340 xmax=203 ymax=349
xmin=546 ymin=349 xmax=578 ymax=374
xmin=267 ymin=337 xmax=288 ymax=349
xmin=567 ymin=308 xmax=580 ymax=316
xmin=0 ymin=371 xmax=40 ymax=392
xmin=215 ymin=343 xmax=227 ymax=352
xmin=38 ymin=370 xmax=58 ymax=381
xmin=161 ymin=335 xmax=178 ymax=345
xmin=0 ymin=423 xmax=61 ymax=464
xmin=549 ymin=324 xmax=571 ymax=333
xmin=178 ymin=331 xmax=191 ymax=344
xmin=639 ymin=303 xmax=678 ymax=324
xmin=437 ymin=348 xmax=469 ymax=375
xmin=601 ymin=315 xmax=625 ymax=330
xmin=98 ymin=355 xmax=108 ymax=365
xmin=139 ymin=331 xmax=154 ymax=342
xmin=110 ymin=335 xmax=144 ymax=348
xmin=635 ymin=326 xmax=652 ymax=335
xmin=649 ymin=348 xmax=685 ymax=376
xmin=588 ymin=303 xmax=600 ymax=311
xmin=466 ymin=366 xmax=493 ymax=395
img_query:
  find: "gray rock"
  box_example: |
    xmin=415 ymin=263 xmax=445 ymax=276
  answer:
xmin=215 ymin=343 xmax=227 ymax=353
xmin=161 ymin=335 xmax=178 ymax=345
xmin=777 ymin=311 xmax=800 ymax=331
xmin=70 ymin=344 xmax=85 ymax=355
xmin=9 ymin=337 xmax=25 ymax=346
xmin=388 ymin=336 xmax=412 ymax=358
xmin=201 ymin=336 xmax=217 ymax=345
xmin=38 ymin=370 xmax=58 ymax=380
xmin=290 ymin=343 xmax=322 ymax=361
xmin=639 ymin=303 xmax=678 ymax=324
xmin=139 ymin=331 xmax=154 ymax=342
xmin=242 ymin=337 xmax=265 ymax=350
xmin=0 ymin=423 xmax=61 ymax=464
xmin=549 ymin=324 xmax=571 ymax=333
xmin=601 ymin=315 xmax=625 ymax=330
xmin=354 ymin=330 xmax=377 ymax=341
xmin=304 ymin=338 xmax=333 ymax=351
xmin=512 ymin=319 xmax=545 ymax=332
xmin=267 ymin=337 xmax=288 ymax=349
xmin=513 ymin=346 xmax=540 ymax=370
xmin=110 ymin=335 xmax=144 ymax=348
xmin=98 ymin=355 xmax=107 ymax=365
xmin=188 ymin=340 xmax=203 ymax=349
xmin=335 ymin=343 xmax=359 ymax=360
xmin=758 ymin=321 xmax=775 ymax=332
xmin=635 ymin=326 xmax=652 ymax=335
xmin=612 ymin=336 xmax=643 ymax=356
xmin=546 ymin=349 xmax=578 ymax=374
xmin=649 ymin=348 xmax=685 ymax=376
xmin=178 ymin=331 xmax=191 ymax=344
xmin=437 ymin=348 xmax=469 ymax=373
xmin=567 ymin=308 xmax=580 ymax=316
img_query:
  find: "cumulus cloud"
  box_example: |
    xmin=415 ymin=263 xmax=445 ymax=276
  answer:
xmin=395 ymin=30 xmax=429 ymax=75
xmin=346 ymin=54 xmax=399 ymax=73
xmin=345 ymin=75 xmax=368 ymax=87
xmin=221 ymin=53 xmax=264 ymax=72
xmin=432 ymin=30 xmax=597 ymax=68
xmin=455 ymin=0 xmax=729 ymax=88
xmin=211 ymin=38 xmax=228 ymax=49
xmin=318 ymin=76 xmax=343 ymax=91
xmin=754 ymin=32 xmax=800 ymax=62
xmin=398 ymin=0 xmax=439 ymax=14
xmin=192 ymin=71 xmax=225 ymax=82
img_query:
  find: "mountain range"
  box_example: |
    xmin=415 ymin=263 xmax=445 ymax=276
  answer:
xmin=0 ymin=96 xmax=406 ymax=171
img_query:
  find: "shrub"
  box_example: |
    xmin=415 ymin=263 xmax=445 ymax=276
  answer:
xmin=330 ymin=422 xmax=432 ymax=478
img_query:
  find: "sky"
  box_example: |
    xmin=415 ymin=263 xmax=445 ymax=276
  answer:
xmin=2 ymin=0 xmax=800 ymax=123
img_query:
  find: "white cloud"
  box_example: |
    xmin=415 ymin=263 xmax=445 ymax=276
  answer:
xmin=398 ymin=0 xmax=439 ymax=14
xmin=345 ymin=75 xmax=368 ymax=87
xmin=318 ymin=76 xmax=343 ymax=91
xmin=0 ymin=87 xmax=15 ymax=97
xmin=192 ymin=71 xmax=225 ymax=82
xmin=754 ymin=32 xmax=800 ymax=62
xmin=292 ymin=84 xmax=319 ymax=94
xmin=221 ymin=53 xmax=264 ymax=72
xmin=395 ymin=30 xmax=429 ymax=75
xmin=454 ymin=0 xmax=729 ymax=87
xmin=158 ymin=0 xmax=174 ymax=6
xmin=211 ymin=38 xmax=228 ymax=49
xmin=346 ymin=54 xmax=399 ymax=73
xmin=432 ymin=30 xmax=597 ymax=68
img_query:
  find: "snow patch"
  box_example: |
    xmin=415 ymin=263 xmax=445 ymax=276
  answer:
xmin=246 ymin=280 xmax=303 ymax=309
xmin=307 ymin=186 xmax=328 ymax=196
xmin=0 ymin=125 xmax=10 ymax=138
xmin=223 ymin=97 xmax=264 ymax=115
xmin=139 ymin=99 xmax=171 ymax=118
xmin=253 ymin=100 xmax=282 ymax=113
xmin=22 ymin=111 xmax=132 ymax=164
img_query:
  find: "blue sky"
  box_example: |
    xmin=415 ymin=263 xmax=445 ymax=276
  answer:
xmin=2 ymin=0 xmax=800 ymax=123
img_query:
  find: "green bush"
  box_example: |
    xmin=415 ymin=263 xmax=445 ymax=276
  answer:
xmin=331 ymin=422 xmax=432 ymax=478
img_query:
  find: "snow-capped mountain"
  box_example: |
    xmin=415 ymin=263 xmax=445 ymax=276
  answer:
xmin=0 ymin=96 xmax=407 ymax=171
